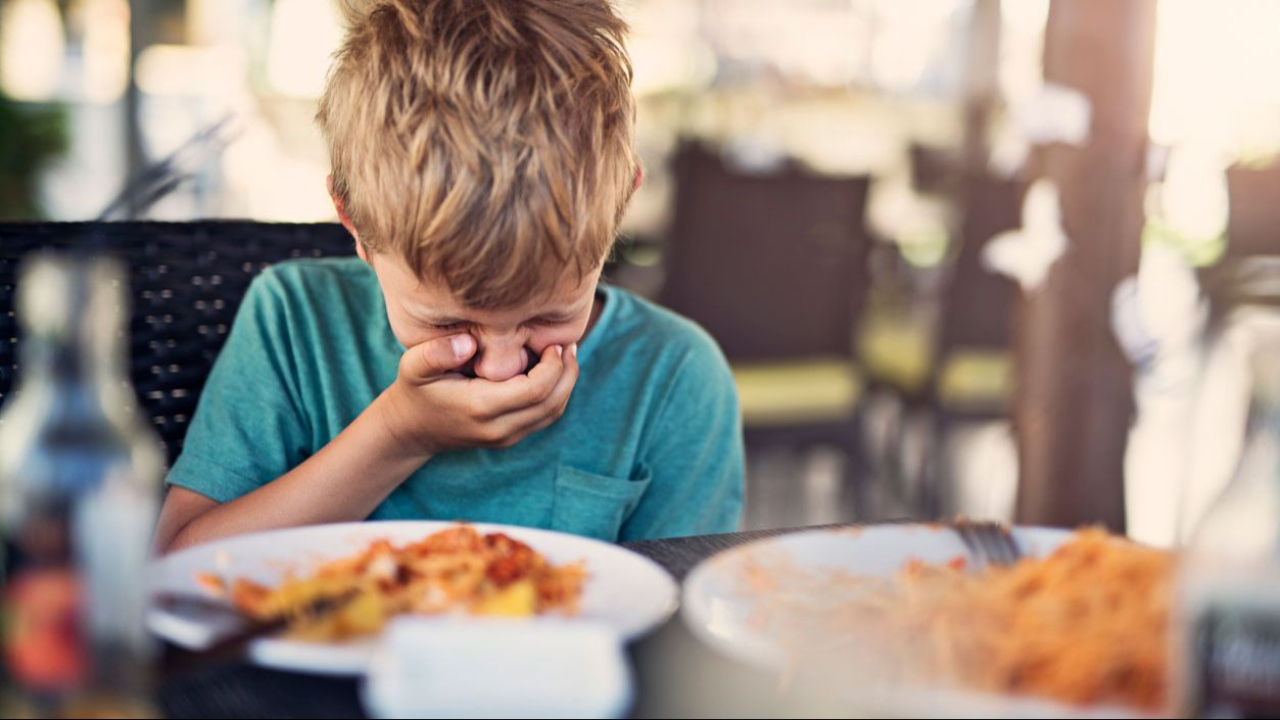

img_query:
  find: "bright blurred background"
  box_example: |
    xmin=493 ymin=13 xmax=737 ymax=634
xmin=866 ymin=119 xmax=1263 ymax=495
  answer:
xmin=5 ymin=0 xmax=1280 ymax=545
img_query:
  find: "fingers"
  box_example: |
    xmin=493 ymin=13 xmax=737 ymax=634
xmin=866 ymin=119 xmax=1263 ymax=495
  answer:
xmin=413 ymin=342 xmax=580 ymax=450
xmin=399 ymin=334 xmax=476 ymax=381
xmin=485 ymin=343 xmax=580 ymax=443
xmin=469 ymin=344 xmax=566 ymax=417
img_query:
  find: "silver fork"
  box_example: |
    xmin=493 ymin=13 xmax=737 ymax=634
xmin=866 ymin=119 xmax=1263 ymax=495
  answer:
xmin=951 ymin=519 xmax=1023 ymax=569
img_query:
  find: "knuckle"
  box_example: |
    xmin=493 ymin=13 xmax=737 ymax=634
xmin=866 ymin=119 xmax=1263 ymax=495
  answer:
xmin=478 ymin=424 xmax=507 ymax=445
xmin=464 ymin=395 xmax=488 ymax=420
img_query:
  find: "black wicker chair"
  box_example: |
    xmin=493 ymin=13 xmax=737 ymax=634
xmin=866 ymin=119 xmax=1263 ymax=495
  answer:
xmin=0 ymin=221 xmax=356 ymax=464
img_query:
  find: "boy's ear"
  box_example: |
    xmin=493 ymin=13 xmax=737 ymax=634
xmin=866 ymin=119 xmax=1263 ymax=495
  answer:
xmin=329 ymin=175 xmax=371 ymax=263
xmin=328 ymin=174 xmax=360 ymax=241
xmin=633 ymin=165 xmax=644 ymax=193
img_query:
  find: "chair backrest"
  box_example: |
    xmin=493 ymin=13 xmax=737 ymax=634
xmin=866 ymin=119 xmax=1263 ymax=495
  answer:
xmin=1226 ymin=163 xmax=1280 ymax=259
xmin=936 ymin=174 xmax=1026 ymax=355
xmin=0 ymin=221 xmax=356 ymax=464
xmin=659 ymin=143 xmax=873 ymax=362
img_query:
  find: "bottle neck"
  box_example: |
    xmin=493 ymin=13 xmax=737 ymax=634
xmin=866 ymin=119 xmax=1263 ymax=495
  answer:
xmin=1188 ymin=337 xmax=1280 ymax=559
xmin=10 ymin=255 xmax=131 ymax=414
xmin=18 ymin=329 xmax=127 ymax=394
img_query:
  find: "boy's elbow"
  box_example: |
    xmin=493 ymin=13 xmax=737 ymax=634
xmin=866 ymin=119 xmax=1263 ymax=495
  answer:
xmin=152 ymin=486 xmax=220 ymax=556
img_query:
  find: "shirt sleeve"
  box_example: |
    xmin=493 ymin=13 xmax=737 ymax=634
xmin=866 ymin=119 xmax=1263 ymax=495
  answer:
xmin=620 ymin=337 xmax=745 ymax=541
xmin=166 ymin=268 xmax=313 ymax=503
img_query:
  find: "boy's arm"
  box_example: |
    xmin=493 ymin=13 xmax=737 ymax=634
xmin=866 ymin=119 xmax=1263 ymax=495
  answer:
xmin=154 ymin=385 xmax=429 ymax=553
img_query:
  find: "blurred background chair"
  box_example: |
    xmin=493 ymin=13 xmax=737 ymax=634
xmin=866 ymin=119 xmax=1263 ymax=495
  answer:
xmin=858 ymin=169 xmax=1025 ymax=519
xmin=1224 ymin=161 xmax=1280 ymax=261
xmin=917 ymin=173 xmax=1026 ymax=515
xmin=658 ymin=142 xmax=874 ymax=525
xmin=1201 ymin=160 xmax=1280 ymax=315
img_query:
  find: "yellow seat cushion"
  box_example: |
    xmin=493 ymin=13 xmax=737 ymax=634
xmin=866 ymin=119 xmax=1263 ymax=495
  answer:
xmin=857 ymin=314 xmax=935 ymax=394
xmin=732 ymin=358 xmax=863 ymax=427
xmin=936 ymin=348 xmax=1012 ymax=410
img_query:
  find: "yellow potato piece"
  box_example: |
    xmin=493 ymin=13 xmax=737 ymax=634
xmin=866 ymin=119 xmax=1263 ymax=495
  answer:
xmin=470 ymin=580 xmax=536 ymax=617
xmin=336 ymin=589 xmax=387 ymax=635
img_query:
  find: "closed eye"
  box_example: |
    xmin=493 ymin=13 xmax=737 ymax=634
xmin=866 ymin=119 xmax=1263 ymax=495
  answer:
xmin=526 ymin=316 xmax=573 ymax=326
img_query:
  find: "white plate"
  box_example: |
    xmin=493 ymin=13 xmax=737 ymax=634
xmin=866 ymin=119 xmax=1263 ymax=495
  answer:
xmin=147 ymin=521 xmax=678 ymax=676
xmin=681 ymin=524 xmax=1149 ymax=718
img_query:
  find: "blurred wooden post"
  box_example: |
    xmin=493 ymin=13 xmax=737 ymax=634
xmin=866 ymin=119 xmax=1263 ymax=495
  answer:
xmin=962 ymin=0 xmax=1000 ymax=172
xmin=1013 ymin=0 xmax=1156 ymax=529
xmin=126 ymin=0 xmax=155 ymax=218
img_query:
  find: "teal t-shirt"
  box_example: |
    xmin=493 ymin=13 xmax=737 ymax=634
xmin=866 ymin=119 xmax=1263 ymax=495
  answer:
xmin=167 ymin=257 xmax=744 ymax=542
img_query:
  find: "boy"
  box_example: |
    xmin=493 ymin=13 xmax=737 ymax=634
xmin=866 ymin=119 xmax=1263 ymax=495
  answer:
xmin=154 ymin=0 xmax=743 ymax=552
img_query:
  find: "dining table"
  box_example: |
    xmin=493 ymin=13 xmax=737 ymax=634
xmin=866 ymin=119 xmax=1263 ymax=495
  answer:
xmin=157 ymin=524 xmax=855 ymax=719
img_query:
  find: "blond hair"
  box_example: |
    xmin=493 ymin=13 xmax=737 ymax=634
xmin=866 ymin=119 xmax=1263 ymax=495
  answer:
xmin=318 ymin=0 xmax=637 ymax=308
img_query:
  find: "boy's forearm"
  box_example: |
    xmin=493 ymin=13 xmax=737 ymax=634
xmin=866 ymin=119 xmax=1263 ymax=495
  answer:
xmin=164 ymin=390 xmax=427 ymax=552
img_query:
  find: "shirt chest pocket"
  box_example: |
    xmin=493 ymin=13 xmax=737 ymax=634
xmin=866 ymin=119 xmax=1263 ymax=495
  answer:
xmin=550 ymin=464 xmax=652 ymax=542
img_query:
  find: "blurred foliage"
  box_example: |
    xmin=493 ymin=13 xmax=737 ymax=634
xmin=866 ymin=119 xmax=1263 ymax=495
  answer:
xmin=0 ymin=94 xmax=68 ymax=220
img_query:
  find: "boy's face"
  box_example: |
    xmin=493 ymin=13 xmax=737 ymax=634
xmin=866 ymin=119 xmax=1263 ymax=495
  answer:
xmin=360 ymin=246 xmax=601 ymax=383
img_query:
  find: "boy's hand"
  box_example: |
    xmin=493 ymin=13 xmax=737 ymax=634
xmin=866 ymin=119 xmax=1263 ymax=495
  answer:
xmin=375 ymin=334 xmax=580 ymax=456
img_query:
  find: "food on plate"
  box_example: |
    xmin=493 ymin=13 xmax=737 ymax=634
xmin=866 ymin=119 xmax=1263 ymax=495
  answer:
xmin=197 ymin=524 xmax=587 ymax=641
xmin=739 ymin=528 xmax=1173 ymax=711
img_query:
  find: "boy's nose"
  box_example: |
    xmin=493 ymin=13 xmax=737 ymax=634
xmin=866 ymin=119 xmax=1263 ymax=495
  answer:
xmin=473 ymin=343 xmax=531 ymax=382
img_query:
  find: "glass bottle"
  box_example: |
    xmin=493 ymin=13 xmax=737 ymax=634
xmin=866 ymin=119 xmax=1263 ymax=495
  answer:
xmin=1177 ymin=323 xmax=1280 ymax=718
xmin=0 ymin=254 xmax=164 ymax=718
